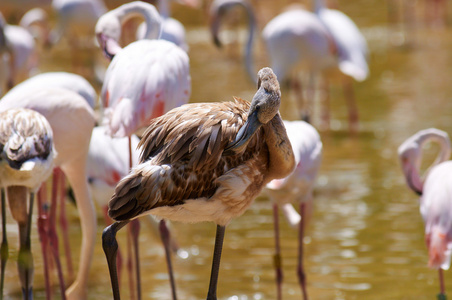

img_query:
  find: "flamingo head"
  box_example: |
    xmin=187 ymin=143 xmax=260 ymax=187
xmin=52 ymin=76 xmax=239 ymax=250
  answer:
xmin=95 ymin=11 xmax=122 ymax=60
xmin=224 ymin=67 xmax=281 ymax=155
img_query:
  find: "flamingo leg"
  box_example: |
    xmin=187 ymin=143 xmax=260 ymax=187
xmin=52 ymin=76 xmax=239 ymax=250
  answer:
xmin=37 ymin=185 xmax=51 ymax=300
xmin=126 ymin=229 xmax=136 ymax=300
xmin=128 ymin=136 xmax=142 ymax=300
xmin=159 ymin=220 xmax=177 ymax=300
xmin=48 ymin=169 xmax=67 ymax=299
xmin=342 ymin=76 xmax=358 ymax=133
xmin=272 ymin=203 xmax=283 ymax=300
xmin=7 ymin=186 xmax=34 ymax=300
xmin=56 ymin=169 xmax=74 ymax=281
xmin=297 ymin=202 xmax=308 ymax=300
xmin=103 ymin=220 xmax=131 ymax=300
xmin=130 ymin=220 xmax=141 ymax=300
xmin=206 ymin=225 xmax=226 ymax=300
xmin=103 ymin=206 xmax=123 ymax=286
xmin=0 ymin=188 xmax=8 ymax=300
xmin=320 ymin=77 xmax=331 ymax=131
xmin=438 ymin=268 xmax=446 ymax=299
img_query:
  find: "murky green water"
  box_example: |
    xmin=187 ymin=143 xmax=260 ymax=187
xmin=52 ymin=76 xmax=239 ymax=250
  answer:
xmin=2 ymin=0 xmax=452 ymax=299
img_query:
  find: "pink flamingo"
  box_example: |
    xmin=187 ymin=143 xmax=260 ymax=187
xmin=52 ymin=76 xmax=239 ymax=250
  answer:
xmin=398 ymin=128 xmax=452 ymax=299
xmin=264 ymin=120 xmax=322 ymax=300
xmin=0 ymin=108 xmax=56 ymax=300
xmin=95 ymin=2 xmax=191 ymax=298
xmin=0 ymin=87 xmax=96 ymax=300
xmin=102 ymin=67 xmax=295 ymax=300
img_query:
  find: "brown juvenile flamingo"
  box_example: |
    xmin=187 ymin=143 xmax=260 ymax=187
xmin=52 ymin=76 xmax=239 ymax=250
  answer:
xmin=0 ymin=87 xmax=96 ymax=300
xmin=0 ymin=108 xmax=56 ymax=300
xmin=102 ymin=67 xmax=295 ymax=300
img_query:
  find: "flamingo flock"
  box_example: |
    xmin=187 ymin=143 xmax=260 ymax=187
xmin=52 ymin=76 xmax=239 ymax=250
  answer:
xmin=0 ymin=0 xmax=450 ymax=299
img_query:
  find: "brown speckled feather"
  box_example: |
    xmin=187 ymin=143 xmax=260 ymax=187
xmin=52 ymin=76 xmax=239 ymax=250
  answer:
xmin=0 ymin=108 xmax=53 ymax=170
xmin=108 ymin=97 xmax=267 ymax=221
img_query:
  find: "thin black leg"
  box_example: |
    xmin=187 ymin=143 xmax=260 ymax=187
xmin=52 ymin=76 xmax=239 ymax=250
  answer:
xmin=103 ymin=220 xmax=130 ymax=300
xmin=206 ymin=225 xmax=226 ymax=300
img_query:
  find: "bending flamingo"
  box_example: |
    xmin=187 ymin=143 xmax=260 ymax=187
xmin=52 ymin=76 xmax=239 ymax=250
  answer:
xmin=398 ymin=128 xmax=452 ymax=299
xmin=0 ymin=108 xmax=56 ymax=300
xmin=86 ymin=126 xmax=181 ymax=285
xmin=264 ymin=120 xmax=322 ymax=300
xmin=102 ymin=67 xmax=295 ymax=300
xmin=0 ymin=87 xmax=96 ymax=300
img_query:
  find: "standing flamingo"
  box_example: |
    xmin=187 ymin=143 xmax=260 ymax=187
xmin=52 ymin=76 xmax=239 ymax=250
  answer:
xmin=96 ymin=2 xmax=191 ymax=298
xmin=261 ymin=0 xmax=368 ymax=131
xmin=0 ymin=12 xmax=39 ymax=95
xmin=0 ymin=108 xmax=56 ymax=300
xmin=264 ymin=120 xmax=322 ymax=300
xmin=0 ymin=87 xmax=96 ymax=300
xmin=102 ymin=67 xmax=295 ymax=300
xmin=49 ymin=0 xmax=107 ymax=47
xmin=398 ymin=128 xmax=452 ymax=299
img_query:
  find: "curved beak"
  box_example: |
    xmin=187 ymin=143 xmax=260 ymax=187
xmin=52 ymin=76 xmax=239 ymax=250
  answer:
xmin=224 ymin=110 xmax=262 ymax=156
xmin=97 ymin=33 xmax=119 ymax=61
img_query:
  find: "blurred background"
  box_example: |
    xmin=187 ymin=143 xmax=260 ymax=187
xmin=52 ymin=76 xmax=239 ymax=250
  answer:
xmin=1 ymin=0 xmax=452 ymax=299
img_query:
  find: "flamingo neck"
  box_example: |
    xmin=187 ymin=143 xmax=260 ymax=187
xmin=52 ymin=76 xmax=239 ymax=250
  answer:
xmin=116 ymin=2 xmax=162 ymax=40
xmin=313 ymin=0 xmax=326 ymax=14
xmin=263 ymin=113 xmax=296 ymax=182
xmin=243 ymin=0 xmax=257 ymax=83
xmin=418 ymin=131 xmax=452 ymax=182
xmin=157 ymin=0 xmax=170 ymax=19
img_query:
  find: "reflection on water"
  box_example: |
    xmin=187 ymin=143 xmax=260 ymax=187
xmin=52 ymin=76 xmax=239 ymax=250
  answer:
xmin=1 ymin=0 xmax=452 ymax=299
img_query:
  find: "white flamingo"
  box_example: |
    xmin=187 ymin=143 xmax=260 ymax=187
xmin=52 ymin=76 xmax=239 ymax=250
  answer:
xmin=0 ymin=12 xmax=38 ymax=96
xmin=102 ymin=67 xmax=295 ymax=300
xmin=262 ymin=0 xmax=369 ymax=131
xmin=398 ymin=128 xmax=452 ymax=298
xmin=95 ymin=2 xmax=191 ymax=298
xmin=0 ymin=87 xmax=96 ymax=300
xmin=264 ymin=120 xmax=322 ymax=300
xmin=0 ymin=108 xmax=56 ymax=300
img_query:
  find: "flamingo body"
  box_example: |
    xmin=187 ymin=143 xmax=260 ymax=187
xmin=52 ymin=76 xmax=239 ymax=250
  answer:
xmin=422 ymin=161 xmax=452 ymax=270
xmin=87 ymin=126 xmax=140 ymax=206
xmin=315 ymin=4 xmax=369 ymax=81
xmin=5 ymin=72 xmax=96 ymax=108
xmin=262 ymin=9 xmax=335 ymax=82
xmin=101 ymin=39 xmax=190 ymax=138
